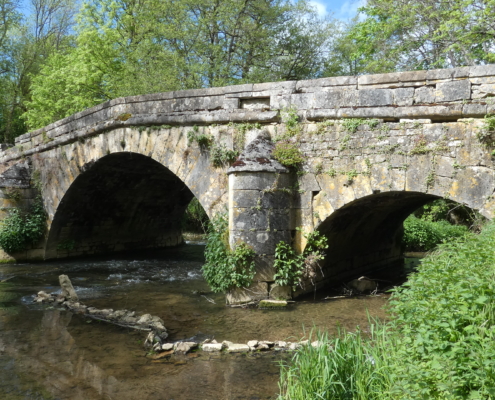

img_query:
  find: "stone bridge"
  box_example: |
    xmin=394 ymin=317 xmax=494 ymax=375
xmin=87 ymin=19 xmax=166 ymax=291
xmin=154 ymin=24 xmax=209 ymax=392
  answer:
xmin=0 ymin=65 xmax=494 ymax=302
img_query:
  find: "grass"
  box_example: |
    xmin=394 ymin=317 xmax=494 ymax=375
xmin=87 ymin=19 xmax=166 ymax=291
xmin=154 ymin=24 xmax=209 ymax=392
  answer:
xmin=279 ymin=222 xmax=495 ymax=400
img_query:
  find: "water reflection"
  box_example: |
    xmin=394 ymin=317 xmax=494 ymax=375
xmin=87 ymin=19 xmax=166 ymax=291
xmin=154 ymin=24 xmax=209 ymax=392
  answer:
xmin=0 ymin=245 xmax=389 ymax=399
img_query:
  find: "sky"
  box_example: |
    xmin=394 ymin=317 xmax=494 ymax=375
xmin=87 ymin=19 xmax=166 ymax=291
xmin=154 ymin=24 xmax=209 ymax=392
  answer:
xmin=18 ymin=0 xmax=365 ymax=21
xmin=309 ymin=0 xmax=366 ymax=20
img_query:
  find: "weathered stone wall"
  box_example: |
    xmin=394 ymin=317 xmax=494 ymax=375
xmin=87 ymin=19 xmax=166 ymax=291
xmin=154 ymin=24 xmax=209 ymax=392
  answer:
xmin=0 ymin=65 xmax=494 ymax=301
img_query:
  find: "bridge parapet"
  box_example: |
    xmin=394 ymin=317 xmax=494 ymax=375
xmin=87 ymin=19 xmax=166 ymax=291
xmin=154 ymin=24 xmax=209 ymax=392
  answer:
xmin=2 ymin=65 xmax=495 ymax=166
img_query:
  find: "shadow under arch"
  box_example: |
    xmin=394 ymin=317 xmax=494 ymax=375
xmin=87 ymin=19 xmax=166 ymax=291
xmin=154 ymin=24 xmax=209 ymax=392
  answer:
xmin=45 ymin=152 xmax=196 ymax=259
xmin=311 ymin=191 xmax=442 ymax=290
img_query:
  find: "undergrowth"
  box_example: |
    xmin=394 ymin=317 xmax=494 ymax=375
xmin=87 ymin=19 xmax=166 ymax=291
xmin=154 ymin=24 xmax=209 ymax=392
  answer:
xmin=202 ymin=214 xmax=255 ymax=293
xmin=402 ymin=215 xmax=469 ymax=251
xmin=0 ymin=192 xmax=46 ymax=253
xmin=279 ymin=222 xmax=495 ymax=400
xmin=273 ymin=230 xmax=328 ymax=289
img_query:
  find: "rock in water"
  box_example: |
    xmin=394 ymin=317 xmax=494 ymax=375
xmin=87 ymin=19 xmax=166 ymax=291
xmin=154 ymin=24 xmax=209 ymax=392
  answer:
xmin=59 ymin=274 xmax=78 ymax=301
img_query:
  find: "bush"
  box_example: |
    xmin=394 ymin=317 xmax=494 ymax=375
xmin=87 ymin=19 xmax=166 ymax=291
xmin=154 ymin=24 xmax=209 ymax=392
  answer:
xmin=0 ymin=198 xmax=46 ymax=253
xmin=280 ymin=223 xmax=495 ymax=399
xmin=202 ymin=214 xmax=255 ymax=293
xmin=402 ymin=215 xmax=468 ymax=251
xmin=273 ymin=230 xmax=328 ymax=289
xmin=182 ymin=198 xmax=209 ymax=233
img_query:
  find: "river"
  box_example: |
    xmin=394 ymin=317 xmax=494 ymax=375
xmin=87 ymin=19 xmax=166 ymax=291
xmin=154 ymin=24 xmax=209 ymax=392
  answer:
xmin=0 ymin=243 xmax=391 ymax=400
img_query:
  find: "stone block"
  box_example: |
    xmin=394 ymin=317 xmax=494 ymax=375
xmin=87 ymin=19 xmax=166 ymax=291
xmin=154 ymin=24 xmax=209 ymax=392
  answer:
xmin=232 ymin=189 xmax=260 ymax=208
xmin=202 ymin=343 xmax=223 ymax=352
xmin=253 ymin=255 xmax=276 ymax=281
xmin=296 ymin=76 xmax=357 ymax=91
xmin=223 ymin=98 xmax=239 ymax=109
xmin=314 ymin=89 xmax=358 ymax=109
xmin=426 ymin=68 xmax=453 ymax=82
xmin=338 ymin=107 xmax=395 ymax=119
xmin=469 ymin=65 xmax=495 ymax=77
xmin=269 ymin=285 xmax=292 ymax=300
xmin=358 ymin=89 xmax=393 ymax=106
xmin=358 ymin=72 xmax=402 ymax=86
xmin=435 ymin=80 xmax=471 ymax=102
xmin=298 ymin=173 xmax=321 ymax=191
xmin=393 ymin=88 xmax=414 ymax=106
xmin=414 ymin=86 xmax=435 ymax=104
xmin=226 ymin=343 xmax=250 ymax=353
xmin=462 ymin=103 xmax=487 ymax=116
xmin=305 ymin=108 xmax=339 ymax=120
xmin=230 ymin=230 xmax=290 ymax=255
xmin=290 ymin=93 xmax=315 ymax=109
xmin=230 ymin=172 xmax=292 ymax=191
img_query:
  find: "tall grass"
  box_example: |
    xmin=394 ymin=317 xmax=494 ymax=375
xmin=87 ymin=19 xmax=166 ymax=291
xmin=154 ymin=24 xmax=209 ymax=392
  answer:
xmin=279 ymin=222 xmax=495 ymax=400
xmin=279 ymin=327 xmax=395 ymax=400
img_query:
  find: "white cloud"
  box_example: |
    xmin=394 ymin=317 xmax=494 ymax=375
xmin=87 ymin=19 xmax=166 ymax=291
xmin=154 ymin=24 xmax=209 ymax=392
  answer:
xmin=336 ymin=0 xmax=366 ymax=20
xmin=309 ymin=1 xmax=328 ymax=17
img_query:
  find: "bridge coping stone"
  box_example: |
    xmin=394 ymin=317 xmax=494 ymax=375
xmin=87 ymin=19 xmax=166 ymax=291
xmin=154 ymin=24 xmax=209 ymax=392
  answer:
xmin=9 ymin=65 xmax=495 ymax=150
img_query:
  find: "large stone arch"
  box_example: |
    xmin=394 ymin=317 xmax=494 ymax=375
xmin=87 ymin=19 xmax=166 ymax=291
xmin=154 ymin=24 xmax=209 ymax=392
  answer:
xmin=298 ymin=164 xmax=494 ymax=294
xmin=30 ymin=126 xmax=229 ymax=259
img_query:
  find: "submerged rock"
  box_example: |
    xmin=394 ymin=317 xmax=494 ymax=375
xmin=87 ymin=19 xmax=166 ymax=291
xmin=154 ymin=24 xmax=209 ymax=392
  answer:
xmin=258 ymin=300 xmax=287 ymax=309
xmin=348 ymin=276 xmax=377 ymax=293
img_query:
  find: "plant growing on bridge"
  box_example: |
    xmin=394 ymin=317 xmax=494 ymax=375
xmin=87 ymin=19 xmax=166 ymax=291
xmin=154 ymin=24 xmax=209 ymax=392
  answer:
xmin=210 ymin=144 xmax=239 ymax=168
xmin=272 ymin=141 xmax=304 ymax=169
xmin=202 ymin=214 xmax=255 ymax=293
xmin=274 ymin=229 xmax=328 ymax=289
xmin=187 ymin=126 xmax=213 ymax=149
xmin=341 ymin=118 xmax=363 ymax=133
xmin=281 ymin=106 xmax=301 ymax=137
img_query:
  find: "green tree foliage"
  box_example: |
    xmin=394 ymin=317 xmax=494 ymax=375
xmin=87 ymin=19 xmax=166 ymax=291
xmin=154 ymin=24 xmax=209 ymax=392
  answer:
xmin=350 ymin=0 xmax=495 ymax=72
xmin=182 ymin=197 xmax=209 ymax=234
xmin=23 ymin=0 xmax=334 ymax=131
xmin=0 ymin=0 xmax=76 ymax=142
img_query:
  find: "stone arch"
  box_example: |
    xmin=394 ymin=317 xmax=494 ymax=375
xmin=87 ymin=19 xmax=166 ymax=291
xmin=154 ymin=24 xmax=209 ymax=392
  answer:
xmin=301 ymin=169 xmax=494 ymax=293
xmin=311 ymin=191 xmax=438 ymax=288
xmin=30 ymin=126 xmax=229 ymax=259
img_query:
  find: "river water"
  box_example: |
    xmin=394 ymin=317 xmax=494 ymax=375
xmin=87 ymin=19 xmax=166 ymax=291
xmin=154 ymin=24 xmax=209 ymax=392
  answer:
xmin=0 ymin=244 xmax=391 ymax=400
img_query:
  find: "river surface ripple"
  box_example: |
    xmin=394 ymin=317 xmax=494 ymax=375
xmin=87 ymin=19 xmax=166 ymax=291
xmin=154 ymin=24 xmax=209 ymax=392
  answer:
xmin=0 ymin=244 xmax=389 ymax=400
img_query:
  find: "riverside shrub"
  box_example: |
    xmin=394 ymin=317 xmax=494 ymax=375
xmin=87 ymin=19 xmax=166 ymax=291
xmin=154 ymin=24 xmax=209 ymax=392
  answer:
xmin=402 ymin=215 xmax=468 ymax=251
xmin=202 ymin=214 xmax=255 ymax=293
xmin=279 ymin=222 xmax=495 ymax=399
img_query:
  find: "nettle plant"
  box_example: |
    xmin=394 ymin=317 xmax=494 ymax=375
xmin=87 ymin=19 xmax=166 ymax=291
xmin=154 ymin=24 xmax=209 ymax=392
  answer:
xmin=273 ymin=229 xmax=328 ymax=289
xmin=202 ymin=214 xmax=255 ymax=293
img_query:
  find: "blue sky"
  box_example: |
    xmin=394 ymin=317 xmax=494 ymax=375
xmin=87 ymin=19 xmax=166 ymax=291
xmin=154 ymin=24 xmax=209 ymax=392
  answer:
xmin=310 ymin=0 xmax=365 ymax=20
xmin=18 ymin=0 xmax=365 ymax=21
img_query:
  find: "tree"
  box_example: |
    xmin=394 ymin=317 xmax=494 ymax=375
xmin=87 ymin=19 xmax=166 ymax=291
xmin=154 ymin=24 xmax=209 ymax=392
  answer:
xmin=0 ymin=0 xmax=76 ymax=142
xmin=349 ymin=0 xmax=495 ymax=72
xmin=23 ymin=0 xmax=336 ymax=131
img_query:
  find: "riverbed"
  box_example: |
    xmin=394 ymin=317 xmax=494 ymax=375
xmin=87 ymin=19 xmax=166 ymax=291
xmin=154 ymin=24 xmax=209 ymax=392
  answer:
xmin=0 ymin=244 xmax=391 ymax=400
